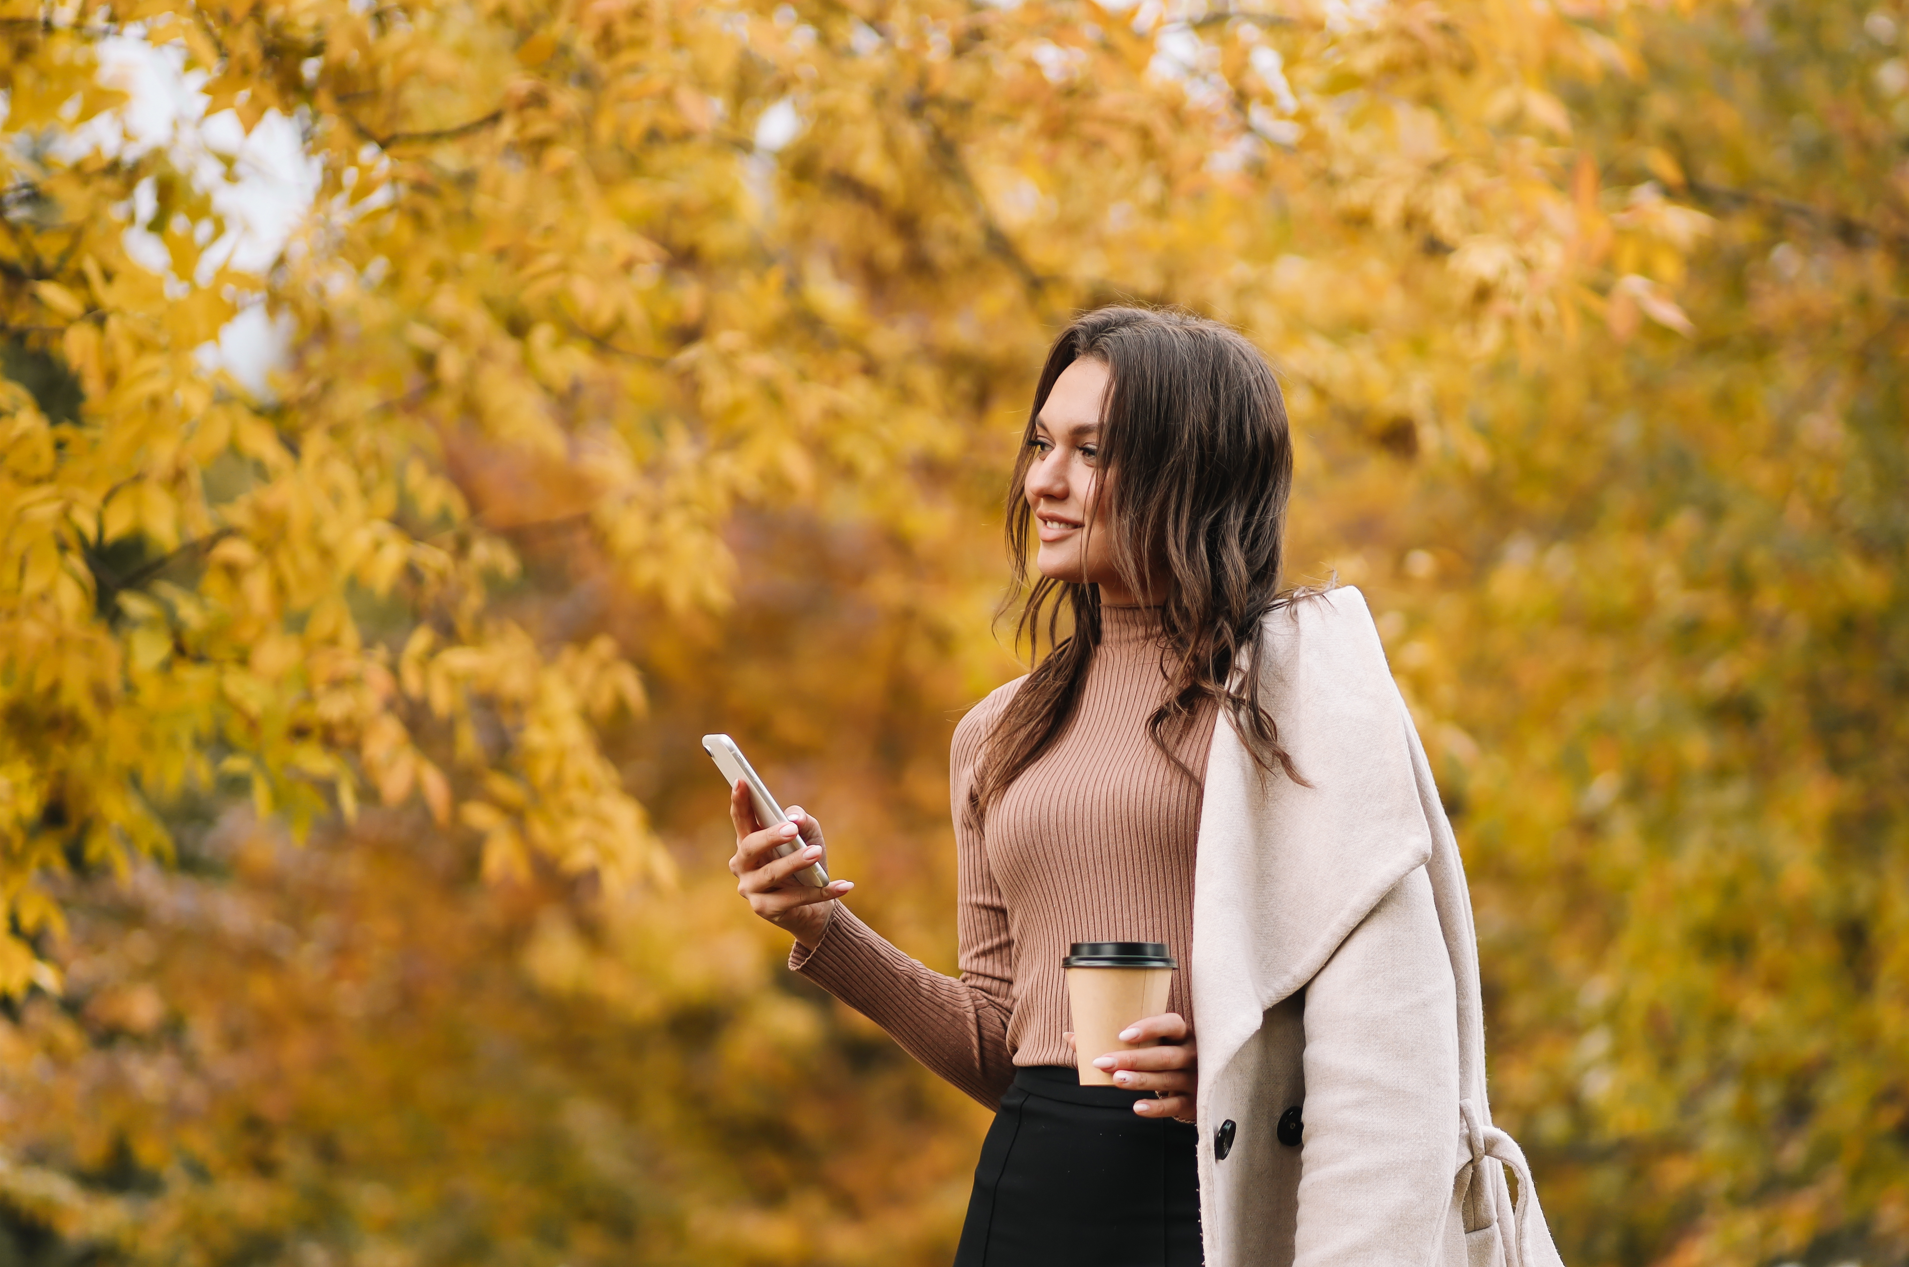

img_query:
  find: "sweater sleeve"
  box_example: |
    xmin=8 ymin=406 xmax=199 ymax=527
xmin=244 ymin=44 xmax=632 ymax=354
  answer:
xmin=1293 ymin=864 xmax=1462 ymax=1266
xmin=789 ymin=681 xmax=1023 ymax=1109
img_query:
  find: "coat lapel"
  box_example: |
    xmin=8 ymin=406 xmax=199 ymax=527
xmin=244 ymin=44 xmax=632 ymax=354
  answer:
xmin=1190 ymin=586 xmax=1435 ymax=1097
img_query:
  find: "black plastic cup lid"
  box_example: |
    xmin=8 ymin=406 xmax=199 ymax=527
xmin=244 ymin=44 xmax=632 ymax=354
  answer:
xmin=1062 ymin=941 xmax=1177 ymax=969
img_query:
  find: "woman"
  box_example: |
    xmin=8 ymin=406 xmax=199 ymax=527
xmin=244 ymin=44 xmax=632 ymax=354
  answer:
xmin=727 ymin=308 xmax=1565 ymax=1267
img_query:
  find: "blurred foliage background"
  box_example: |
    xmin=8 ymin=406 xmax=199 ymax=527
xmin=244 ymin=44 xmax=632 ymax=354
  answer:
xmin=0 ymin=0 xmax=1904 ymax=1263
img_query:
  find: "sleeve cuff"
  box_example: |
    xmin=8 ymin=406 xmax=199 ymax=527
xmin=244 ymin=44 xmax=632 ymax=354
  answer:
xmin=787 ymin=903 xmax=874 ymax=979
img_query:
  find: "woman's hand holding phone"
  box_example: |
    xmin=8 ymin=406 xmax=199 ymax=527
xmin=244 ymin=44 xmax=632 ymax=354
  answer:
xmin=727 ymin=780 xmax=855 ymax=949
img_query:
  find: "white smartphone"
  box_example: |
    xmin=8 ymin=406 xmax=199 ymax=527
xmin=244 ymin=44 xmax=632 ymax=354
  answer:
xmin=702 ymin=733 xmax=829 ymax=888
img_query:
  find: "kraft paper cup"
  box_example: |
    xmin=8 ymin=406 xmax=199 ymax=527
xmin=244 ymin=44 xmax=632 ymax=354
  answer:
xmin=1063 ymin=942 xmax=1177 ymax=1086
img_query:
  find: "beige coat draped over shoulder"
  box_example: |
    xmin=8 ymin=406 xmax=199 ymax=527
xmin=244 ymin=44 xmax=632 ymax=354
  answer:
xmin=1191 ymin=587 xmax=1566 ymax=1267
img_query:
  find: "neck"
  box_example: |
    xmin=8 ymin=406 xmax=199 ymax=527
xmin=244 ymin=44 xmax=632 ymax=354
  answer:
xmin=1095 ymin=578 xmax=1163 ymax=607
xmin=1096 ymin=599 xmax=1165 ymax=648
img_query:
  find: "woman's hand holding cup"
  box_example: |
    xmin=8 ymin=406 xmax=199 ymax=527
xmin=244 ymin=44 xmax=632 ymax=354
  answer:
xmin=1069 ymin=1014 xmax=1198 ymax=1123
xmin=727 ymin=780 xmax=854 ymax=949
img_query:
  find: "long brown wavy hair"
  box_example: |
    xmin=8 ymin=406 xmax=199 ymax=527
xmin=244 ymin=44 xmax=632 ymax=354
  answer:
xmin=971 ymin=306 xmax=1307 ymax=820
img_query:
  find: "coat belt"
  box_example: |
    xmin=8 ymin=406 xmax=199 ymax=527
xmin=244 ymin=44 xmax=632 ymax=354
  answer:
xmin=1458 ymin=1098 xmax=1538 ymax=1267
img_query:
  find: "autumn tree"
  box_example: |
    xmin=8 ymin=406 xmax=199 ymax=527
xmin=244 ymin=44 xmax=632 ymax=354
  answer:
xmin=1 ymin=0 xmax=1901 ymax=1264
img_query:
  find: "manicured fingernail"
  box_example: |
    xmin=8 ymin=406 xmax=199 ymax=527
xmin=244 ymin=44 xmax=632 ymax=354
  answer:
xmin=786 ymin=806 xmax=803 ymax=819
xmin=834 ymin=881 xmax=854 ymax=891
xmin=1113 ymin=1071 xmax=1132 ymax=1085
xmin=1133 ymin=1101 xmax=1152 ymax=1114
xmin=779 ymin=822 xmax=798 ymax=836
xmin=804 ymin=845 xmax=821 ymax=858
xmin=1092 ymin=1056 xmax=1115 ymax=1070
xmin=1118 ymin=1027 xmax=1140 ymax=1041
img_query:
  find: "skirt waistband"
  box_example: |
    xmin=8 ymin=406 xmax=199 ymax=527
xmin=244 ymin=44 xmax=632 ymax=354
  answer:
xmin=1011 ymin=1064 xmax=1159 ymax=1109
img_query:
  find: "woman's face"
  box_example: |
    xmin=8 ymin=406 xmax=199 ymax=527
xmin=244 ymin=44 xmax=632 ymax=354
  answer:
xmin=1025 ymin=357 xmax=1142 ymax=603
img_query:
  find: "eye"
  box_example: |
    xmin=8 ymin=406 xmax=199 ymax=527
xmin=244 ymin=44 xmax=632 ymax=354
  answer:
xmin=1080 ymin=445 xmax=1098 ymax=463
xmin=1027 ymin=437 xmax=1053 ymax=455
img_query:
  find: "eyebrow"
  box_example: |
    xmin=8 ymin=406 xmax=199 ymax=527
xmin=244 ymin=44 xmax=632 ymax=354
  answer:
xmin=1032 ymin=417 xmax=1102 ymax=440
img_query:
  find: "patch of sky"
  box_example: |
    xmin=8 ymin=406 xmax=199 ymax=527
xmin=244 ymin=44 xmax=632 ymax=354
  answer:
xmin=1206 ymin=131 xmax=1260 ymax=175
xmin=996 ymin=174 xmax=1045 ymax=225
xmin=849 ymin=18 xmax=884 ymax=56
xmin=1149 ymin=23 xmax=1232 ymax=113
xmin=754 ymin=98 xmax=804 ymax=153
xmin=1031 ymin=41 xmax=1088 ymax=84
xmin=1249 ymin=45 xmax=1299 ymax=115
xmin=1152 ymin=23 xmax=1206 ymax=73
xmin=64 ymin=34 xmax=321 ymax=400
xmin=1249 ymin=104 xmax=1302 ymax=147
xmin=1323 ymin=0 xmax=1386 ymax=33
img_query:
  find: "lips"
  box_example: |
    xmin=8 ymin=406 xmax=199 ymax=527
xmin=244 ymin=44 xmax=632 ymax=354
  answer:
xmin=1036 ymin=513 xmax=1082 ymax=541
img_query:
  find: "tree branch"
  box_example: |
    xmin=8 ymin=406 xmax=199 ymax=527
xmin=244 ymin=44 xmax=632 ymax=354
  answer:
xmin=90 ymin=528 xmax=237 ymax=609
xmin=1188 ymin=12 xmax=1294 ymax=29
xmin=1687 ymin=181 xmax=1909 ymax=255
xmin=903 ymin=95 xmax=1053 ymax=309
xmin=352 ymin=110 xmax=506 ymax=150
xmin=0 ymin=17 xmax=120 ymax=39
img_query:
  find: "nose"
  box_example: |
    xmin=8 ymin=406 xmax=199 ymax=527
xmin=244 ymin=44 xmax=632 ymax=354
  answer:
xmin=1025 ymin=444 xmax=1069 ymax=504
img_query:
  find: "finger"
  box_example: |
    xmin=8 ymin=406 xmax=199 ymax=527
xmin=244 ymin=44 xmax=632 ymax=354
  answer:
xmin=784 ymin=805 xmax=824 ymax=846
xmin=728 ymin=780 xmax=763 ymax=837
xmin=1108 ymin=1068 xmax=1194 ymax=1094
xmin=1132 ymin=1094 xmax=1194 ymax=1121
xmin=1117 ymin=1013 xmax=1189 ymax=1045
xmin=751 ymin=879 xmax=855 ymax=916
xmin=1092 ymin=1042 xmax=1197 ymax=1073
xmin=735 ymin=819 xmax=804 ymax=871
xmin=739 ymin=842 xmax=826 ymax=893
xmin=762 ymin=843 xmax=828 ymax=888
xmin=750 ymin=846 xmax=850 ymax=897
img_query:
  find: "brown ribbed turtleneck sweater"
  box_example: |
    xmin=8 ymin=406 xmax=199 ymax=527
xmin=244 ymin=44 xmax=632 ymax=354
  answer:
xmin=789 ymin=605 xmax=1217 ymax=1108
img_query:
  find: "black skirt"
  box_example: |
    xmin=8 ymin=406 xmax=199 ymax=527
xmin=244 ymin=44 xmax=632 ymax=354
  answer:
xmin=953 ymin=1066 xmax=1202 ymax=1267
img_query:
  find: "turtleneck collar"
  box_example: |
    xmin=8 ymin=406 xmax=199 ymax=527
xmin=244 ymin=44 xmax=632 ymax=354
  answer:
xmin=1098 ymin=603 xmax=1166 ymax=650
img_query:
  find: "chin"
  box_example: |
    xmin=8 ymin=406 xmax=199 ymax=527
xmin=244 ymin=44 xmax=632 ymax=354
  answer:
xmin=1033 ymin=549 xmax=1079 ymax=582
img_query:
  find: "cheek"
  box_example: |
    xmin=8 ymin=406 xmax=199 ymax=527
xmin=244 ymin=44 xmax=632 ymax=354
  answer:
xmin=1084 ymin=473 xmax=1112 ymax=527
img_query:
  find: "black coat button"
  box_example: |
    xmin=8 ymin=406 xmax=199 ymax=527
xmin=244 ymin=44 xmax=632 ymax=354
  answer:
xmin=1277 ymin=1105 xmax=1303 ymax=1147
xmin=1214 ymin=1119 xmax=1237 ymax=1161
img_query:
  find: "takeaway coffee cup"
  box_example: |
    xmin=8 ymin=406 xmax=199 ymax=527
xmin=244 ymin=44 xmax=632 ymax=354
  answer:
xmin=1063 ymin=942 xmax=1178 ymax=1086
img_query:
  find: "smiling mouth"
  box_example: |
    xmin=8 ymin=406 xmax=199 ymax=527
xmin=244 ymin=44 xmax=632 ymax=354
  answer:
xmin=1036 ymin=514 xmax=1082 ymax=532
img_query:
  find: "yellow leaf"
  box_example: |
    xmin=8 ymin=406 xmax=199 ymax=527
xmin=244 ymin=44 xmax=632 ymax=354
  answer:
xmin=139 ymin=482 xmax=181 ymax=549
xmin=21 ymin=542 xmax=60 ymax=596
xmin=481 ymin=826 xmax=530 ymax=883
xmin=419 ymin=760 xmax=452 ymax=825
xmin=180 ymin=19 xmax=221 ymax=68
xmin=459 ymin=801 xmax=507 ymax=832
xmin=377 ymin=748 xmax=417 ymax=806
xmin=130 ymin=625 xmax=173 ymax=671
xmin=516 ymin=32 xmax=557 ymax=66
xmin=1644 ymin=147 xmax=1686 ymax=189
xmin=0 ymin=935 xmax=37 ymax=998
xmin=34 ymin=282 xmax=87 ymax=319
xmin=672 ymin=84 xmax=715 ymax=134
